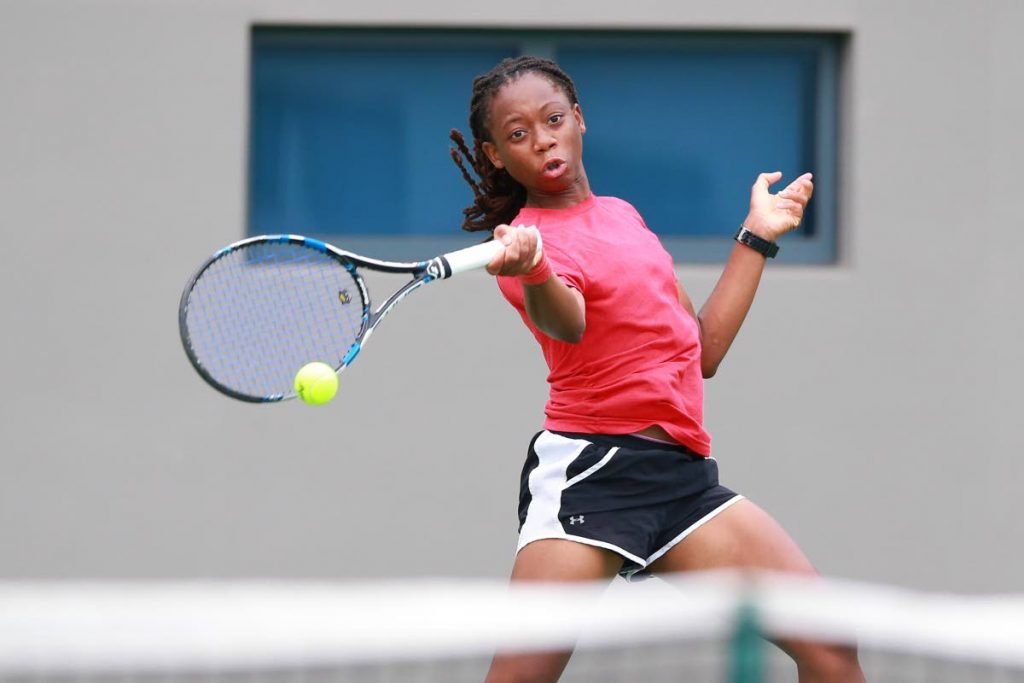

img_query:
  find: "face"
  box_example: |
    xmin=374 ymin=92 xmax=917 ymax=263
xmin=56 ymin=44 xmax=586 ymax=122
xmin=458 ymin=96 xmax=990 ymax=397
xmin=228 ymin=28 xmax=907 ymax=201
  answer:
xmin=481 ymin=72 xmax=588 ymax=205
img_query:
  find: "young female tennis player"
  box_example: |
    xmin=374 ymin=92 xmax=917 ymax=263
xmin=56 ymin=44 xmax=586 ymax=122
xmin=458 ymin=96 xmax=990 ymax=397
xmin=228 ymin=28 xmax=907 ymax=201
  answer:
xmin=450 ymin=56 xmax=864 ymax=683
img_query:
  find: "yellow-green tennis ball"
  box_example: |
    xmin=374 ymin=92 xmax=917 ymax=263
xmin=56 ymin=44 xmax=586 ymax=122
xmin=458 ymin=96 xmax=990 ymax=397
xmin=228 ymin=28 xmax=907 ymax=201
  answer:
xmin=294 ymin=362 xmax=338 ymax=406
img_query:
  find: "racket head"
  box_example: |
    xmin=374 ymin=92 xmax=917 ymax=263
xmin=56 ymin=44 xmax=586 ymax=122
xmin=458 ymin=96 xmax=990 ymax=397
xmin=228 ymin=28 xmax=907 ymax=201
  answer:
xmin=179 ymin=235 xmax=369 ymax=402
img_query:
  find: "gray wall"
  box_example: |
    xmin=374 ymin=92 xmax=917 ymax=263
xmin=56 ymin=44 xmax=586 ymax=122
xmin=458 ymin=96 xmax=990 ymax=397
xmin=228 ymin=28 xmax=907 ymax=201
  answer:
xmin=1 ymin=0 xmax=1021 ymax=592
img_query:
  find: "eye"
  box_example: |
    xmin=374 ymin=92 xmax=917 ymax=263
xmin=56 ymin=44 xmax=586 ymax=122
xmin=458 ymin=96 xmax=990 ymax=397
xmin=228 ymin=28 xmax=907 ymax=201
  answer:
xmin=548 ymin=113 xmax=564 ymax=125
xmin=509 ymin=129 xmax=527 ymax=141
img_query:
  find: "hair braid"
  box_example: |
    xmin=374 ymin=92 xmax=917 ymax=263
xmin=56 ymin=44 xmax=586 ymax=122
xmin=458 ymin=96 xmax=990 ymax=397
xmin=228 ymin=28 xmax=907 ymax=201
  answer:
xmin=449 ymin=56 xmax=580 ymax=234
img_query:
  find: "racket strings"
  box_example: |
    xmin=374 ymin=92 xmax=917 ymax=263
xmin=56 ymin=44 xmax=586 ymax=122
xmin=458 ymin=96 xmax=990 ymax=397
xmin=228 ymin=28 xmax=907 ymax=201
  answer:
xmin=183 ymin=242 xmax=366 ymax=399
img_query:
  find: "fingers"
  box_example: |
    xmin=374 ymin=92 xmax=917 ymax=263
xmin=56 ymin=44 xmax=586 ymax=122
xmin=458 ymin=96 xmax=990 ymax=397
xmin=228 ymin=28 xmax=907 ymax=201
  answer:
xmin=485 ymin=249 xmax=504 ymax=275
xmin=778 ymin=173 xmax=814 ymax=202
xmin=753 ymin=171 xmax=784 ymax=191
xmin=774 ymin=198 xmax=805 ymax=219
xmin=487 ymin=224 xmax=542 ymax=276
xmin=486 ymin=225 xmax=511 ymax=274
xmin=525 ymin=226 xmax=544 ymax=267
xmin=753 ymin=170 xmax=812 ymax=192
xmin=776 ymin=173 xmax=814 ymax=214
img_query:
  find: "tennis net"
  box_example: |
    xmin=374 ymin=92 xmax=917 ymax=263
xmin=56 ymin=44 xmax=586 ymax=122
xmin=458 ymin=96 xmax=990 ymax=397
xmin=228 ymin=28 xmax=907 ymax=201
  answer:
xmin=2 ymin=571 xmax=1024 ymax=682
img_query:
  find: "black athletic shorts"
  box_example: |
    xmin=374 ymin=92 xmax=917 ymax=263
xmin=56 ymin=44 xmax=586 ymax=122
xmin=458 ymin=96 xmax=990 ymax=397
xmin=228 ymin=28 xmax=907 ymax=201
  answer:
xmin=517 ymin=430 xmax=742 ymax=578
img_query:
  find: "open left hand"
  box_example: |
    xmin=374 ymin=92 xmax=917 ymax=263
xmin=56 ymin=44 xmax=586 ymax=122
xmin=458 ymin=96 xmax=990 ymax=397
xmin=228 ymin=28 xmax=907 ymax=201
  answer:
xmin=743 ymin=171 xmax=814 ymax=242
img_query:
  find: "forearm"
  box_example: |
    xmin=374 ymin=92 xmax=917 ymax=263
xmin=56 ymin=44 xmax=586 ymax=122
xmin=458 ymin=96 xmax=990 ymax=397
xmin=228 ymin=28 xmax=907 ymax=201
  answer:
xmin=695 ymin=168 xmax=814 ymax=376
xmin=697 ymin=242 xmax=767 ymax=377
xmin=488 ymin=224 xmax=586 ymax=343
xmin=524 ymin=275 xmax=586 ymax=343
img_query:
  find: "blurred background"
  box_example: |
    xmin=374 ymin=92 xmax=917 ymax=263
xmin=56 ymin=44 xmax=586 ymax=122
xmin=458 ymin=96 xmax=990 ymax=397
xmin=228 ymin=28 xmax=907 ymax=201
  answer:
xmin=1 ymin=0 xmax=1021 ymax=594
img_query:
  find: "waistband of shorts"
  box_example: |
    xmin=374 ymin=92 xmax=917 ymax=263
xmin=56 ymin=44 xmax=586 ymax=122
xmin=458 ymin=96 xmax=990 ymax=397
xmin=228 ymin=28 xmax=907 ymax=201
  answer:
xmin=545 ymin=430 xmax=702 ymax=457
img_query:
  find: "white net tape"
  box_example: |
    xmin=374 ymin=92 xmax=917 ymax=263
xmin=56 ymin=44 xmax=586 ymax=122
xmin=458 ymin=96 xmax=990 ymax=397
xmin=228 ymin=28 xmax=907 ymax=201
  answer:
xmin=2 ymin=571 xmax=1023 ymax=680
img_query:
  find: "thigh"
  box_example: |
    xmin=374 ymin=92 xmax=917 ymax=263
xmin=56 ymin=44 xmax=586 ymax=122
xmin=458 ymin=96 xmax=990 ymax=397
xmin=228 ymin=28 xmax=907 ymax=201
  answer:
xmin=649 ymin=500 xmax=865 ymax=680
xmin=512 ymin=538 xmax=625 ymax=581
xmin=647 ymin=497 xmax=816 ymax=575
xmin=485 ymin=540 xmax=622 ymax=683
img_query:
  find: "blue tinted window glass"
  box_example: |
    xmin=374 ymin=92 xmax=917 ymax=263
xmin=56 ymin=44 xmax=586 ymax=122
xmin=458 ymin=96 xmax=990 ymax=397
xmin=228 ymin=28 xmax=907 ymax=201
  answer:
xmin=559 ymin=44 xmax=818 ymax=238
xmin=251 ymin=35 xmax=512 ymax=237
xmin=249 ymin=30 xmax=838 ymax=264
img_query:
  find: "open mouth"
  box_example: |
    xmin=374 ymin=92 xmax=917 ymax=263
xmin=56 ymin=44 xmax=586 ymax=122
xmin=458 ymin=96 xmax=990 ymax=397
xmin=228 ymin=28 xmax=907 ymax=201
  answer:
xmin=542 ymin=158 xmax=567 ymax=178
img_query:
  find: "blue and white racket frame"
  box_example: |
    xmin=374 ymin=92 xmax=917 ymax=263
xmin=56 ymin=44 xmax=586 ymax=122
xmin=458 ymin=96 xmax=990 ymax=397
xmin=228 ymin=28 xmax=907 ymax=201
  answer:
xmin=178 ymin=234 xmax=503 ymax=403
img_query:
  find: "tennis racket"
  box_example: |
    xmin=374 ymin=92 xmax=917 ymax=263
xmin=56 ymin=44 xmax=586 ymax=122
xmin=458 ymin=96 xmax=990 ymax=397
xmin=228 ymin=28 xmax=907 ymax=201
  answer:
xmin=179 ymin=234 xmax=503 ymax=403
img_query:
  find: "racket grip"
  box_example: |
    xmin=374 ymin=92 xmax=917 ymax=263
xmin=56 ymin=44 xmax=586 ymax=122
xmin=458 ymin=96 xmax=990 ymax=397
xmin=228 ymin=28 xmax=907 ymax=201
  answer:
xmin=439 ymin=240 xmax=505 ymax=277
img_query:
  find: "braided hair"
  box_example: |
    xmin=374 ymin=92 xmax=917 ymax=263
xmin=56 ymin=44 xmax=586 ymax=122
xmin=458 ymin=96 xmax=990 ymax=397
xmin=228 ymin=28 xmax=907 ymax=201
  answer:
xmin=449 ymin=56 xmax=580 ymax=234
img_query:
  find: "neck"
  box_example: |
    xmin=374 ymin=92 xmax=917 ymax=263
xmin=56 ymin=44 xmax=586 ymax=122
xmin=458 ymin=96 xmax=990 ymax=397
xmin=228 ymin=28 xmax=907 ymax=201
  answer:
xmin=524 ymin=174 xmax=592 ymax=210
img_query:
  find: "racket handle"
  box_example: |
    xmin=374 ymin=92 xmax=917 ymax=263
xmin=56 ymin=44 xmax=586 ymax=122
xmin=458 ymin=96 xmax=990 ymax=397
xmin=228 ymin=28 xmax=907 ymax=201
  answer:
xmin=438 ymin=240 xmax=505 ymax=277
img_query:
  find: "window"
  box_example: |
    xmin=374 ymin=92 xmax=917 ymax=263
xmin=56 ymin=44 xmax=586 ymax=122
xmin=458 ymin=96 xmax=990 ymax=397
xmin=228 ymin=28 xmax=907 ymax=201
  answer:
xmin=250 ymin=28 xmax=840 ymax=263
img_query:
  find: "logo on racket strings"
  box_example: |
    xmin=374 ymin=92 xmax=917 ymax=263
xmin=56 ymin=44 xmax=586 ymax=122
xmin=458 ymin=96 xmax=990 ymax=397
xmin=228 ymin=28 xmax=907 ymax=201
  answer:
xmin=338 ymin=289 xmax=352 ymax=305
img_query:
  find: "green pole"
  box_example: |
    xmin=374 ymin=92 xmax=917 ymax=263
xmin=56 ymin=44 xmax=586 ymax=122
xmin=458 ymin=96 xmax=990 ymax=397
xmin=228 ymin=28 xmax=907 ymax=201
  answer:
xmin=728 ymin=601 xmax=764 ymax=683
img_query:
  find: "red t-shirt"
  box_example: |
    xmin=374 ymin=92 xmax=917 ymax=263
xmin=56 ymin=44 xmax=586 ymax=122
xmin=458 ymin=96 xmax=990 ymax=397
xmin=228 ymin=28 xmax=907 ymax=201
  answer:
xmin=496 ymin=195 xmax=711 ymax=456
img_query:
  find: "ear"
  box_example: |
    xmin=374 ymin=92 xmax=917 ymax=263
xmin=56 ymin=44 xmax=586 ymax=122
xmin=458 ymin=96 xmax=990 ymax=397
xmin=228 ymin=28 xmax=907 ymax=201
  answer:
xmin=574 ymin=103 xmax=586 ymax=135
xmin=481 ymin=141 xmax=505 ymax=169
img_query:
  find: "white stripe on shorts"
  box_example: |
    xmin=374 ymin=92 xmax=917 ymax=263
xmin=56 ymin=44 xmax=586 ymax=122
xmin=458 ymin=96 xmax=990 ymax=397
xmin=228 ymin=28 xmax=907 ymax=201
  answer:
xmin=517 ymin=431 xmax=645 ymax=566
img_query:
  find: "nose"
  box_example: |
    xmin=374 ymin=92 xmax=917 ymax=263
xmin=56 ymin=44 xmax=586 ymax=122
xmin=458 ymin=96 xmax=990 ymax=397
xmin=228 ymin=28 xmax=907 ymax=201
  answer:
xmin=534 ymin=127 xmax=556 ymax=151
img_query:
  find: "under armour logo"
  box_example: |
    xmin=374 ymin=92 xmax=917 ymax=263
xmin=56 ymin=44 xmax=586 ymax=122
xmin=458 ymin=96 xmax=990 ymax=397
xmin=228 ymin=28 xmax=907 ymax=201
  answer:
xmin=569 ymin=515 xmax=585 ymax=525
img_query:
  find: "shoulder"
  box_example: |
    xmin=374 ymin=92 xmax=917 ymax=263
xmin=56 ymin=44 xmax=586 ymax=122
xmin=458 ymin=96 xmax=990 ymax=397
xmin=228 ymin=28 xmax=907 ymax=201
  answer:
xmin=593 ymin=196 xmax=652 ymax=232
xmin=595 ymin=195 xmax=639 ymax=212
xmin=594 ymin=195 xmax=645 ymax=221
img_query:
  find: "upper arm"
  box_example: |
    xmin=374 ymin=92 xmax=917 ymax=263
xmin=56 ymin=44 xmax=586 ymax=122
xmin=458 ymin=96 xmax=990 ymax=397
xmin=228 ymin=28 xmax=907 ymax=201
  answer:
xmin=524 ymin=276 xmax=586 ymax=344
xmin=678 ymin=282 xmax=718 ymax=378
xmin=677 ymin=282 xmax=699 ymax=324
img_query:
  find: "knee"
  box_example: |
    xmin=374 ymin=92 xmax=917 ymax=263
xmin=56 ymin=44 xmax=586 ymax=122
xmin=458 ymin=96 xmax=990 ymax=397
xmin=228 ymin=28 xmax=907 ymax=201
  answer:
xmin=781 ymin=639 xmax=865 ymax=683
xmin=485 ymin=652 xmax=569 ymax=683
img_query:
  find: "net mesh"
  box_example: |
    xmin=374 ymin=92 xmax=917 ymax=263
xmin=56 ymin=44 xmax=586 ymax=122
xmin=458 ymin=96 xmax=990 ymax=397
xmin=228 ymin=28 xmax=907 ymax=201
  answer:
xmin=181 ymin=241 xmax=366 ymax=400
xmin=3 ymin=572 xmax=1024 ymax=682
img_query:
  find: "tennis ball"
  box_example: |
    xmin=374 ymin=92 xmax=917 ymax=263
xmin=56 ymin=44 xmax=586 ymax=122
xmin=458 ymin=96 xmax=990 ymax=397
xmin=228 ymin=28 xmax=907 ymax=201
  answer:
xmin=294 ymin=362 xmax=338 ymax=406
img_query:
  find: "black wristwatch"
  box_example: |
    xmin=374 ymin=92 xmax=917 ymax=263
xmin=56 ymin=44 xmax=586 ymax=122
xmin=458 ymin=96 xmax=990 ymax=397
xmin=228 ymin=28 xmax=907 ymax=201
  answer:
xmin=734 ymin=226 xmax=779 ymax=258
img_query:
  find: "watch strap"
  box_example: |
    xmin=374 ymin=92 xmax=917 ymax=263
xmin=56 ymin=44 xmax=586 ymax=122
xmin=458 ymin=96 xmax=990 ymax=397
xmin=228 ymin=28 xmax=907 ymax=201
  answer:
xmin=734 ymin=226 xmax=779 ymax=258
